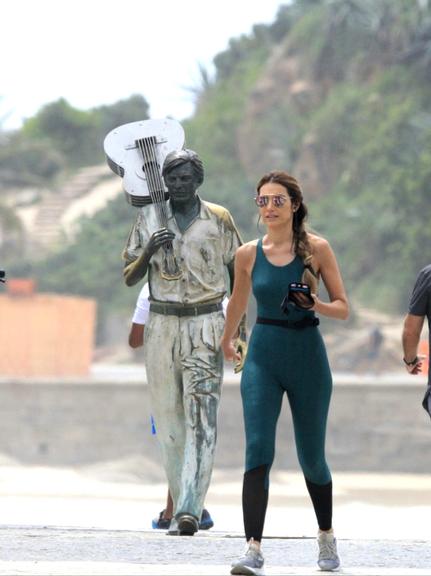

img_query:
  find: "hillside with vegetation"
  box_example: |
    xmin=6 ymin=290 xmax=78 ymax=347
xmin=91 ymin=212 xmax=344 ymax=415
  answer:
xmin=1 ymin=0 xmax=430 ymax=343
xmin=184 ymin=0 xmax=431 ymax=312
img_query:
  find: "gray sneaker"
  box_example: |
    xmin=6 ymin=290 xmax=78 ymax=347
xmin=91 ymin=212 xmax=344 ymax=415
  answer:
xmin=231 ymin=540 xmax=264 ymax=575
xmin=317 ymin=530 xmax=340 ymax=571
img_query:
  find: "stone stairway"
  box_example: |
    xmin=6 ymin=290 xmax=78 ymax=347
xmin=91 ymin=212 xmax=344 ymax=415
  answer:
xmin=30 ymin=165 xmax=112 ymax=255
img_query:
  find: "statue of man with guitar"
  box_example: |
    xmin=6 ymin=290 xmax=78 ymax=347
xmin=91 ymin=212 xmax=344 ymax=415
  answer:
xmin=117 ymin=139 xmax=244 ymax=535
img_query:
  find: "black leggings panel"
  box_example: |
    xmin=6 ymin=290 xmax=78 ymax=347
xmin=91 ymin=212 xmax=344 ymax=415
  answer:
xmin=305 ymin=477 xmax=332 ymax=531
xmin=242 ymin=464 xmax=270 ymax=542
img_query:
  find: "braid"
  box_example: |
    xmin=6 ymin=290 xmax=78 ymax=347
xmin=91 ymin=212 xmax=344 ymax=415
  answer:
xmin=293 ymin=205 xmax=318 ymax=294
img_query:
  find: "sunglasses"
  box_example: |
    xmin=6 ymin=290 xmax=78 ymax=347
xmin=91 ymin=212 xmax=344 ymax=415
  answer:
xmin=254 ymin=194 xmax=289 ymax=208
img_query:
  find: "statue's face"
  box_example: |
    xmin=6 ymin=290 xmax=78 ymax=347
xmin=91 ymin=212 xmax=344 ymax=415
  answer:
xmin=164 ymin=162 xmax=198 ymax=203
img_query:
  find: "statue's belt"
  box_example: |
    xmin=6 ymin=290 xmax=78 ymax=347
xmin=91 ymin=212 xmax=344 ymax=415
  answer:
xmin=150 ymin=301 xmax=222 ymax=317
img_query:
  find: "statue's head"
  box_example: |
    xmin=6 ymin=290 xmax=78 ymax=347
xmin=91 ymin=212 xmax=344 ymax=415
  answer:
xmin=162 ymin=148 xmax=204 ymax=187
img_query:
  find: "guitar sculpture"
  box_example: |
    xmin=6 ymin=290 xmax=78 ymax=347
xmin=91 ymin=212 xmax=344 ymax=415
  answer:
xmin=104 ymin=118 xmax=185 ymax=280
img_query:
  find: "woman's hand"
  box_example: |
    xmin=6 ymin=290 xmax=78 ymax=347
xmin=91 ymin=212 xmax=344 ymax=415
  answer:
xmin=310 ymin=293 xmax=319 ymax=311
xmin=291 ymin=291 xmax=317 ymax=310
xmin=221 ymin=337 xmax=241 ymax=363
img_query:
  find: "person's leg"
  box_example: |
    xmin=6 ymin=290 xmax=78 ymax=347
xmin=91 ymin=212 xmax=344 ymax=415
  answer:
xmin=289 ymin=386 xmax=333 ymax=532
xmin=151 ymin=490 xmax=174 ymax=530
xmin=287 ymin=330 xmax=340 ymax=570
xmin=287 ymin=331 xmax=333 ymax=522
xmin=231 ymin=358 xmax=283 ymax=575
xmin=165 ymin=490 xmax=174 ymax=518
xmin=240 ymin=358 xmax=283 ymax=542
xmin=174 ymin=313 xmax=224 ymax=525
xmin=288 ymin=371 xmax=333 ymax=528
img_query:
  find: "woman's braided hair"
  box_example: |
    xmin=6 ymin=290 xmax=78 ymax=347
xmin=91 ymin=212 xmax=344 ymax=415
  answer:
xmin=256 ymin=170 xmax=319 ymax=293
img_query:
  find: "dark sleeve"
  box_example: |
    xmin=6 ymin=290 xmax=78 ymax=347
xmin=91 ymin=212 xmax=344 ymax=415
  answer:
xmin=408 ymin=267 xmax=431 ymax=316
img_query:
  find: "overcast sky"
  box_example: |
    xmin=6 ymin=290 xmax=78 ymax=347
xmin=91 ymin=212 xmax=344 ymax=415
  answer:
xmin=1 ymin=0 xmax=286 ymax=129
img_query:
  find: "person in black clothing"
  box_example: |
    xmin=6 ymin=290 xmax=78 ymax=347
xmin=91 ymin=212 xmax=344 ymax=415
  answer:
xmin=402 ymin=264 xmax=431 ymax=417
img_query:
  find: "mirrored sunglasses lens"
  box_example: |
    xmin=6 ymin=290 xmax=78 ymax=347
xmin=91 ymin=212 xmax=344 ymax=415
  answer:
xmin=255 ymin=195 xmax=288 ymax=207
xmin=273 ymin=196 xmax=286 ymax=207
xmin=255 ymin=196 xmax=267 ymax=207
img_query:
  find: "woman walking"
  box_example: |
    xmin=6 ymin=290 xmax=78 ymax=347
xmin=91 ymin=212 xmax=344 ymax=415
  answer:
xmin=221 ymin=171 xmax=349 ymax=574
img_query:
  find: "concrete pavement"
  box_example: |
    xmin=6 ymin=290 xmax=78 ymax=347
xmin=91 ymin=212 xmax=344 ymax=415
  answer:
xmin=1 ymin=466 xmax=431 ymax=575
xmin=0 ymin=526 xmax=430 ymax=575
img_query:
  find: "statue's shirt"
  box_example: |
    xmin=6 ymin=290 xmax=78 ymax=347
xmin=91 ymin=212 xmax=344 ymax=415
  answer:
xmin=123 ymin=197 xmax=242 ymax=304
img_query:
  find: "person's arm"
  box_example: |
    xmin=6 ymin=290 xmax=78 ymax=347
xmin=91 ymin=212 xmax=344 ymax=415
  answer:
xmin=402 ymin=314 xmax=425 ymax=374
xmin=402 ymin=267 xmax=430 ymax=374
xmin=221 ymin=244 xmax=254 ymax=362
xmin=227 ymin=256 xmax=248 ymax=371
xmin=128 ymin=284 xmax=150 ymax=348
xmin=129 ymin=323 xmax=144 ymax=348
xmin=311 ymin=237 xmax=349 ymax=320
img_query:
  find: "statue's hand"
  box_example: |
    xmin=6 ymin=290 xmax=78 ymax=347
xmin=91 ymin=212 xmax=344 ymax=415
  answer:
xmin=147 ymin=228 xmax=176 ymax=256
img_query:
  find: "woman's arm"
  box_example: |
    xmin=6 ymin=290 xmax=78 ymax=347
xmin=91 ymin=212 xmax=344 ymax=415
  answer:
xmin=311 ymin=237 xmax=349 ymax=320
xmin=221 ymin=243 xmax=255 ymax=361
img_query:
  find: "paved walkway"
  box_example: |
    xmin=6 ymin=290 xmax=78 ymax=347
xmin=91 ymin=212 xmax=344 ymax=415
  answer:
xmin=0 ymin=525 xmax=430 ymax=575
xmin=1 ymin=463 xmax=430 ymax=574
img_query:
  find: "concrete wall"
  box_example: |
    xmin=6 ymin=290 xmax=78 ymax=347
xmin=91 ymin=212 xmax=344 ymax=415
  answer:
xmin=0 ymin=380 xmax=429 ymax=474
xmin=0 ymin=293 xmax=96 ymax=376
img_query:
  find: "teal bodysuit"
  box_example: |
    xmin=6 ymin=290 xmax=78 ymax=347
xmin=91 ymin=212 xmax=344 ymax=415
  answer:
xmin=240 ymin=239 xmax=333 ymax=541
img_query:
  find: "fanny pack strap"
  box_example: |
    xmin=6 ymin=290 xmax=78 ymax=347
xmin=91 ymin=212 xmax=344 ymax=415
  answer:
xmin=256 ymin=316 xmax=320 ymax=330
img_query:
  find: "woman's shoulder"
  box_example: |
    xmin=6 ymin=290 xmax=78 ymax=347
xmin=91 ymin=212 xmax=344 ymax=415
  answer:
xmin=236 ymin=239 xmax=259 ymax=268
xmin=307 ymin=232 xmax=330 ymax=254
xmin=238 ymin=238 xmax=258 ymax=253
xmin=307 ymin=233 xmax=336 ymax=271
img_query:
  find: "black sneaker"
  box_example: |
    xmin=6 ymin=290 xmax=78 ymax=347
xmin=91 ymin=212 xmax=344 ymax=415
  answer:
xmin=199 ymin=508 xmax=214 ymax=530
xmin=151 ymin=510 xmax=171 ymax=530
